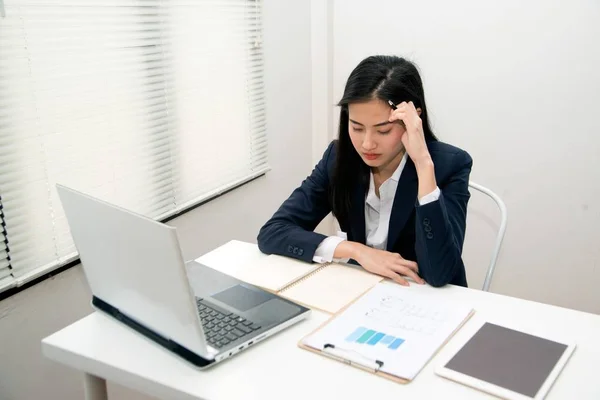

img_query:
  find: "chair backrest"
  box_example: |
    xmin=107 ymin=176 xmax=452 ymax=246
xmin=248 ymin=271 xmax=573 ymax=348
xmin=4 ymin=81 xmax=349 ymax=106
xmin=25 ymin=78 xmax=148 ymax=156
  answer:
xmin=468 ymin=181 xmax=508 ymax=291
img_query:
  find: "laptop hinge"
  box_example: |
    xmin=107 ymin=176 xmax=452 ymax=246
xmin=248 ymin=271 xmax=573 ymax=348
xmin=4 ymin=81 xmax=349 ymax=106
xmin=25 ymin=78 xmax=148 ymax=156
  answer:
xmin=92 ymin=296 xmax=215 ymax=368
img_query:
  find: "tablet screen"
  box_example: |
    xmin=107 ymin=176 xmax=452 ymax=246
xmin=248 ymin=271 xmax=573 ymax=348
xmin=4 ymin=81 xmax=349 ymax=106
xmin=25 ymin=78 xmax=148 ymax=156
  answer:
xmin=444 ymin=322 xmax=568 ymax=398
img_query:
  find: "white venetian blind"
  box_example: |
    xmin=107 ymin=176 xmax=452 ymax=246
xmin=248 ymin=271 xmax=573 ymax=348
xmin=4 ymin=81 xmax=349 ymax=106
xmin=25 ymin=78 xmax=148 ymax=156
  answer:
xmin=0 ymin=0 xmax=268 ymax=292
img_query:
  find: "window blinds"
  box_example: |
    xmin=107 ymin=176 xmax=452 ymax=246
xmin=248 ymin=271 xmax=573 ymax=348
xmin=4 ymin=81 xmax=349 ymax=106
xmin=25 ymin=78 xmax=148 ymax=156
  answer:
xmin=0 ymin=0 xmax=268 ymax=292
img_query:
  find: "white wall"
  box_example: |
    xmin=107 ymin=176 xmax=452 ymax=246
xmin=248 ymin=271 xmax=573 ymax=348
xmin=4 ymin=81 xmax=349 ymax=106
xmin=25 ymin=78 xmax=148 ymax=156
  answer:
xmin=332 ymin=0 xmax=600 ymax=313
xmin=0 ymin=0 xmax=314 ymax=398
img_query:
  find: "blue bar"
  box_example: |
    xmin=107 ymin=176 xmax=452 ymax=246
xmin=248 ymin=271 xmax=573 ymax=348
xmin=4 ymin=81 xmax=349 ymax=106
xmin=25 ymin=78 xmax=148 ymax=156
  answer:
xmin=345 ymin=327 xmax=368 ymax=342
xmin=367 ymin=332 xmax=385 ymax=345
xmin=357 ymin=329 xmax=376 ymax=343
xmin=380 ymin=335 xmax=395 ymax=345
xmin=388 ymin=338 xmax=405 ymax=350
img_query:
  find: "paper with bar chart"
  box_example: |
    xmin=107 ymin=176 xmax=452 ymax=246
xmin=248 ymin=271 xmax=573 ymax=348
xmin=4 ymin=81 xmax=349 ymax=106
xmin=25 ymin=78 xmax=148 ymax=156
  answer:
xmin=301 ymin=282 xmax=473 ymax=380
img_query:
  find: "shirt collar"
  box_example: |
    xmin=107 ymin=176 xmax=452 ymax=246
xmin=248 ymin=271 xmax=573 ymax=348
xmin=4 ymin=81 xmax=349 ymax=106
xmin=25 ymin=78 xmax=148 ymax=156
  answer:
xmin=365 ymin=152 xmax=408 ymax=209
xmin=366 ymin=172 xmax=378 ymax=209
xmin=390 ymin=151 xmax=408 ymax=182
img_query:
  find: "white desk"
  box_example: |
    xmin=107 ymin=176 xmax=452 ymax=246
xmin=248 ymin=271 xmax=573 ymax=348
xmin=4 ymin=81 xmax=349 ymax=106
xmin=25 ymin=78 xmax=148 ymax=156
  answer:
xmin=42 ymin=240 xmax=600 ymax=400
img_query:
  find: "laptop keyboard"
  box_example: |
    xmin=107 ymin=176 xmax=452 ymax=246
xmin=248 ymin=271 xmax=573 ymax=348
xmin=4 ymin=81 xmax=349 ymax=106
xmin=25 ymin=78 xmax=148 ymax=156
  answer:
xmin=196 ymin=298 xmax=262 ymax=349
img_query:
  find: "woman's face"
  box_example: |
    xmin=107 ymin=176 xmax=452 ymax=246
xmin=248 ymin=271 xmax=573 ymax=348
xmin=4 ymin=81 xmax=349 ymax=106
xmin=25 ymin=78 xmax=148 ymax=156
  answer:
xmin=348 ymin=99 xmax=406 ymax=172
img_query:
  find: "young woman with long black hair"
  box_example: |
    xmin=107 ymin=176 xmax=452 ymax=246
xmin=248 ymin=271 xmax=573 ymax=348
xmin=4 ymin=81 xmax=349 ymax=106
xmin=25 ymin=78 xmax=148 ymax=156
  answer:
xmin=257 ymin=55 xmax=472 ymax=288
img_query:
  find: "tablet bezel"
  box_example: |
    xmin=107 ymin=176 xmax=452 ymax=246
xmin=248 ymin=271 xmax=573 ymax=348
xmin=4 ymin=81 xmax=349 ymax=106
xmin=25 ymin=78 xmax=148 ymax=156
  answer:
xmin=434 ymin=320 xmax=576 ymax=400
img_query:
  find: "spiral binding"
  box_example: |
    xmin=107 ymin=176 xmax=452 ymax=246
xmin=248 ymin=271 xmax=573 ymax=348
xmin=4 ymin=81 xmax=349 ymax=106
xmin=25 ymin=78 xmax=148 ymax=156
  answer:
xmin=279 ymin=262 xmax=332 ymax=293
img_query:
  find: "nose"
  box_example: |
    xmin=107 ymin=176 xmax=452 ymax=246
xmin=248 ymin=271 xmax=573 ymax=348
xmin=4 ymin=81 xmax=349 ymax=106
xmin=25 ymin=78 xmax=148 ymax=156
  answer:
xmin=362 ymin=131 xmax=377 ymax=151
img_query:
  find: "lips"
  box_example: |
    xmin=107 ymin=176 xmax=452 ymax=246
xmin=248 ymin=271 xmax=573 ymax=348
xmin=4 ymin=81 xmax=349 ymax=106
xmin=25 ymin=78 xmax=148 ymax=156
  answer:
xmin=363 ymin=153 xmax=380 ymax=160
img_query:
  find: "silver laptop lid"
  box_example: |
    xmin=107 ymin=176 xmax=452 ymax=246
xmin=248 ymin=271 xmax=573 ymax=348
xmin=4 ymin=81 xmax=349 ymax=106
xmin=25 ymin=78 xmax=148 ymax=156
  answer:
xmin=56 ymin=184 xmax=212 ymax=359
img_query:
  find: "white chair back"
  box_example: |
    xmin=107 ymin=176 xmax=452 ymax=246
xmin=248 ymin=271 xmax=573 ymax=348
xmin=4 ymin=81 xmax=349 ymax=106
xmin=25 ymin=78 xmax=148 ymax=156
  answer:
xmin=468 ymin=181 xmax=508 ymax=291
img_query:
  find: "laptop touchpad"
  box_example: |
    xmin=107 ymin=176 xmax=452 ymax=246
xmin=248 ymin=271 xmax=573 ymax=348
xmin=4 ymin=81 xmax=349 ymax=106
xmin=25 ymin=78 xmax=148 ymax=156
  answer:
xmin=211 ymin=284 xmax=273 ymax=312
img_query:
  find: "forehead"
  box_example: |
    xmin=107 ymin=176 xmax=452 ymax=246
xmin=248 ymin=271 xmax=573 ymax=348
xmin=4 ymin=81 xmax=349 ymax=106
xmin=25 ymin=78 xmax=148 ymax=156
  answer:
xmin=348 ymin=99 xmax=390 ymax=125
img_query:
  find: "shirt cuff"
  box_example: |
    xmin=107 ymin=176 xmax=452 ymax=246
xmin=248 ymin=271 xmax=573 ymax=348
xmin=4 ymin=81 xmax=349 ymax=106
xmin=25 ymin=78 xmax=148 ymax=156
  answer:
xmin=313 ymin=235 xmax=346 ymax=263
xmin=418 ymin=186 xmax=441 ymax=205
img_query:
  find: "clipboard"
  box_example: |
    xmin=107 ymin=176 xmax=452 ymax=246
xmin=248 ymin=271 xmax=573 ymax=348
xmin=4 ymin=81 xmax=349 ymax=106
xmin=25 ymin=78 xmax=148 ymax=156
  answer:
xmin=298 ymin=297 xmax=410 ymax=384
xmin=297 ymin=281 xmax=475 ymax=384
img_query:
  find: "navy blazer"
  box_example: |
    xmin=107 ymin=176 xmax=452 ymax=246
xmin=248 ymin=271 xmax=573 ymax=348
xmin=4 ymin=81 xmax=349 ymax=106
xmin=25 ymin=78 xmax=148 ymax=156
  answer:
xmin=257 ymin=140 xmax=473 ymax=287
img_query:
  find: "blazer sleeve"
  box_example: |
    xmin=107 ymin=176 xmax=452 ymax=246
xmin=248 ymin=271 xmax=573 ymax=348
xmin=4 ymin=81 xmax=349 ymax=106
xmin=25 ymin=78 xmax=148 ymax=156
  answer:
xmin=256 ymin=142 xmax=335 ymax=262
xmin=414 ymin=151 xmax=473 ymax=287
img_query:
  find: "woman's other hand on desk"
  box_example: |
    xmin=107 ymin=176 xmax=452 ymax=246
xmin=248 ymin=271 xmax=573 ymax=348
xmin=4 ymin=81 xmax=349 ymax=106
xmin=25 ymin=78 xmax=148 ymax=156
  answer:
xmin=334 ymin=241 xmax=424 ymax=286
xmin=358 ymin=246 xmax=425 ymax=286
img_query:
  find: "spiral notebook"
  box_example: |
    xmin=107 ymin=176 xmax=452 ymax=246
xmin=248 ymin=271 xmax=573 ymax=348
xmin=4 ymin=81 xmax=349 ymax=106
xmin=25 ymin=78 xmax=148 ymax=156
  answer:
xmin=209 ymin=253 xmax=384 ymax=314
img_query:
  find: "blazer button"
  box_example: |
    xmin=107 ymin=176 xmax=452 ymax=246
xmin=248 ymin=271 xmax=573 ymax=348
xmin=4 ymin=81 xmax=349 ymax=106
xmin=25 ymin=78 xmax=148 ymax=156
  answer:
xmin=424 ymin=225 xmax=432 ymax=233
xmin=423 ymin=218 xmax=430 ymax=226
xmin=426 ymin=232 xmax=434 ymax=240
xmin=298 ymin=249 xmax=304 ymax=256
xmin=293 ymin=247 xmax=298 ymax=254
xmin=287 ymin=245 xmax=293 ymax=253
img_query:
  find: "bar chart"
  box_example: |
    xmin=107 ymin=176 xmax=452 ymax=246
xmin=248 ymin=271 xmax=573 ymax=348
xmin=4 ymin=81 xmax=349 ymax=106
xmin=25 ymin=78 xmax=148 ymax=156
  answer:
xmin=345 ymin=326 xmax=405 ymax=350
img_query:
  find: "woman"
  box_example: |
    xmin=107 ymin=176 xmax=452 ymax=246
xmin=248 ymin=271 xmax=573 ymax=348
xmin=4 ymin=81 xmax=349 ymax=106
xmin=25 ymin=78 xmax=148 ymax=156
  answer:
xmin=257 ymin=55 xmax=472 ymax=288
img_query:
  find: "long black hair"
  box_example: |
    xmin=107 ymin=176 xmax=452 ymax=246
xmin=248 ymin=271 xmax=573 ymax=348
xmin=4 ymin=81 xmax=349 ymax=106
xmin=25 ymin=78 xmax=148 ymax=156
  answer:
xmin=330 ymin=55 xmax=438 ymax=223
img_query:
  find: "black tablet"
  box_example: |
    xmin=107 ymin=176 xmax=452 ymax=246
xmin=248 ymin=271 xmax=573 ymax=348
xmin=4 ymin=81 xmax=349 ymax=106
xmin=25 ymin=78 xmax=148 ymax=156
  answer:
xmin=435 ymin=321 xmax=575 ymax=399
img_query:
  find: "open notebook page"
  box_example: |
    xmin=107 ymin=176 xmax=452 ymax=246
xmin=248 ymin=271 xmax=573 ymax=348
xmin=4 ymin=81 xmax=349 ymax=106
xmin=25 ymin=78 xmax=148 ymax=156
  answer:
xmin=195 ymin=240 xmax=265 ymax=278
xmin=230 ymin=254 xmax=320 ymax=293
xmin=280 ymin=263 xmax=383 ymax=314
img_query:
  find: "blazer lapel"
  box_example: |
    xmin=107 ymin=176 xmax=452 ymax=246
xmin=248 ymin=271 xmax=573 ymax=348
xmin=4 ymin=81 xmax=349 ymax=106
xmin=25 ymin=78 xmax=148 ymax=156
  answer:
xmin=386 ymin=159 xmax=418 ymax=251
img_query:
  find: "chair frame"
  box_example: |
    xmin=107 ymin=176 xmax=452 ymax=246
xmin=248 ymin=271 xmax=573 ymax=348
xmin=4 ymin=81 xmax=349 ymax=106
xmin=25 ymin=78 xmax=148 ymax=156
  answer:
xmin=468 ymin=181 xmax=507 ymax=291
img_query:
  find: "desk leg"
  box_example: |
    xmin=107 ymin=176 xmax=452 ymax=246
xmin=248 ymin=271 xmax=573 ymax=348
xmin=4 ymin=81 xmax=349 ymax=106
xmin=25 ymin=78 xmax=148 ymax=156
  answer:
xmin=83 ymin=373 xmax=108 ymax=400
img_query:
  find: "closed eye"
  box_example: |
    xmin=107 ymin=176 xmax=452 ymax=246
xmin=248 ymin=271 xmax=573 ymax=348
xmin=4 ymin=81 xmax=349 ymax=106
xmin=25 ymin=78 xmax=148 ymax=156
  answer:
xmin=352 ymin=126 xmax=364 ymax=132
xmin=378 ymin=129 xmax=392 ymax=134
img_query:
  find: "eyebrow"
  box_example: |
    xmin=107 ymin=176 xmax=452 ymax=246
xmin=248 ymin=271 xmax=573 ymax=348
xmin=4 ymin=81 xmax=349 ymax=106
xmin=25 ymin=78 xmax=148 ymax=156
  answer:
xmin=349 ymin=119 xmax=391 ymax=128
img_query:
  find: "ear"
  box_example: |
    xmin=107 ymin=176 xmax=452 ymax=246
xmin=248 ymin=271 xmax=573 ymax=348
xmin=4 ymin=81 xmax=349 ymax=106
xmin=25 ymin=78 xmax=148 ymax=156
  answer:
xmin=416 ymin=107 xmax=423 ymax=116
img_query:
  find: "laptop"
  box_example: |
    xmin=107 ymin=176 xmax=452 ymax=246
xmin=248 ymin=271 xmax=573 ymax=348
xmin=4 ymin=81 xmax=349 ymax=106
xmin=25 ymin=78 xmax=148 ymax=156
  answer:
xmin=56 ymin=184 xmax=311 ymax=369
